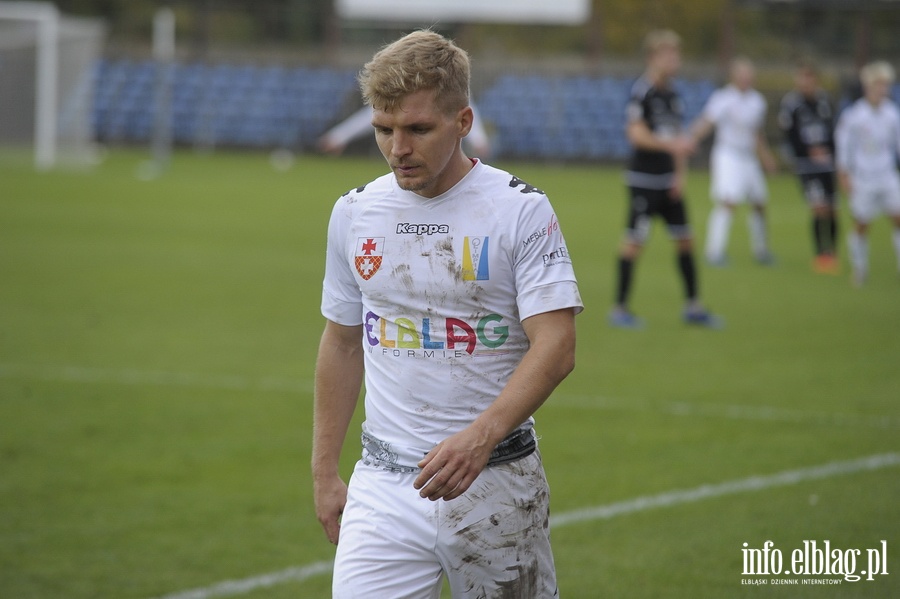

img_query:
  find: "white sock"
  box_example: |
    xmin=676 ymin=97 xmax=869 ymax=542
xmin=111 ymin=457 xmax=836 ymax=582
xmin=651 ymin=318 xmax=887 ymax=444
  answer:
xmin=849 ymin=231 xmax=869 ymax=275
xmin=748 ymin=209 xmax=768 ymax=257
xmin=893 ymin=228 xmax=900 ymax=272
xmin=705 ymin=205 xmax=732 ymax=261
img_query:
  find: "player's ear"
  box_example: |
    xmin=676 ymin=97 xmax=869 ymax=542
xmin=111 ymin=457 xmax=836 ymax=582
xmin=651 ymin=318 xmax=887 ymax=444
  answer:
xmin=457 ymin=106 xmax=474 ymax=139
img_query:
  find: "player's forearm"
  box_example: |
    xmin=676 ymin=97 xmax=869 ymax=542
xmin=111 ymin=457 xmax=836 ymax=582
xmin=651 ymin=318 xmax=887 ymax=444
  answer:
xmin=689 ymin=117 xmax=714 ymax=145
xmin=758 ymin=139 xmax=778 ymax=172
xmin=674 ymin=152 xmax=688 ymax=180
xmin=837 ymin=169 xmax=852 ymax=193
xmin=312 ymin=329 xmax=364 ymax=480
xmin=756 ymin=135 xmax=774 ymax=160
xmin=627 ymin=121 xmax=674 ymax=154
xmin=471 ymin=312 xmax=576 ymax=447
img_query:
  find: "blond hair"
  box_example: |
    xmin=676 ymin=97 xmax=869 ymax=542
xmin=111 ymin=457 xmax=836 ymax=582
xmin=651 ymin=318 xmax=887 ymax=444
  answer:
xmin=860 ymin=61 xmax=895 ymax=87
xmin=359 ymin=30 xmax=470 ymax=114
xmin=643 ymin=29 xmax=681 ymax=56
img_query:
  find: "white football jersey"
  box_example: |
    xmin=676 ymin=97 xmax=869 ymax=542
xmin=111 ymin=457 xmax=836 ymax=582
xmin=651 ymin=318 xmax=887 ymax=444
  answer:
xmin=702 ymin=84 xmax=767 ymax=154
xmin=321 ymin=160 xmax=583 ymax=468
xmin=835 ymin=98 xmax=900 ymax=179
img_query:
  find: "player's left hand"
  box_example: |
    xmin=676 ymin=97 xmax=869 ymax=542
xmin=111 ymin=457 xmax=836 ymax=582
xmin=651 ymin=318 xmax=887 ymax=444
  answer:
xmin=414 ymin=426 xmax=495 ymax=501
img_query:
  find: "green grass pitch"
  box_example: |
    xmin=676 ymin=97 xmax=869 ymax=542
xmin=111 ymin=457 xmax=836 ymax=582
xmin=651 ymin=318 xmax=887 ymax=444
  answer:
xmin=1 ymin=150 xmax=898 ymax=598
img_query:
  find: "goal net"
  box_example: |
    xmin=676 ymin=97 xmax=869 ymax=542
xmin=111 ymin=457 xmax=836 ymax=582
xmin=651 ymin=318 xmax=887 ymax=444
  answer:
xmin=0 ymin=2 xmax=105 ymax=169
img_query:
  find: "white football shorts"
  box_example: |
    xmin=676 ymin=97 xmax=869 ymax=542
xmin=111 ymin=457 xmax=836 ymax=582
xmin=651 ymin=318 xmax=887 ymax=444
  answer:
xmin=710 ymin=147 xmax=767 ymax=205
xmin=849 ymin=172 xmax=900 ymax=224
xmin=332 ymin=451 xmax=559 ymax=598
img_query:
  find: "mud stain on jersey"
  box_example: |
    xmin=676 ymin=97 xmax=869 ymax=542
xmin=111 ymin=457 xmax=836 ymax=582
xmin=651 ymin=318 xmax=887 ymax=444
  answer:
xmin=391 ymin=263 xmax=415 ymax=293
xmin=433 ymin=236 xmax=461 ymax=281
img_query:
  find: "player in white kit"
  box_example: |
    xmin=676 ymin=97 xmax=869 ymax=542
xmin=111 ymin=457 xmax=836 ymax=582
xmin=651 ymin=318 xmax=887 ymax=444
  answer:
xmin=690 ymin=58 xmax=778 ymax=266
xmin=835 ymin=60 xmax=900 ymax=286
xmin=313 ymin=30 xmax=582 ymax=598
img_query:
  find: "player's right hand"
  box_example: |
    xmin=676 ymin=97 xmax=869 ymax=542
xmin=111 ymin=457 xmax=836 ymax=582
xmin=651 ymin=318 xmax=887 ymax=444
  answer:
xmin=414 ymin=425 xmax=494 ymax=502
xmin=838 ymin=170 xmax=852 ymax=196
xmin=668 ymin=135 xmax=696 ymax=158
xmin=314 ymin=475 xmax=348 ymax=545
xmin=809 ymin=145 xmax=832 ymax=165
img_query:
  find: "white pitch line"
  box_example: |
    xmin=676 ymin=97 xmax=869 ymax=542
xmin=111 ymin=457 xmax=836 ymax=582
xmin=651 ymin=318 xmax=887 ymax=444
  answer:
xmin=549 ymin=451 xmax=900 ymax=528
xmin=150 ymin=452 xmax=900 ymax=599
xmin=551 ymin=392 xmax=900 ymax=430
xmin=0 ymin=363 xmax=313 ymax=395
xmin=3 ymin=362 xmax=898 ymax=430
xmin=152 ymin=561 xmax=334 ymax=599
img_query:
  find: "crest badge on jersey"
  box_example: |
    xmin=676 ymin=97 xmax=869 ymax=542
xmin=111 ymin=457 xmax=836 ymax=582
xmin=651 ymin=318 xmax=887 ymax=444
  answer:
xmin=462 ymin=236 xmax=490 ymax=281
xmin=355 ymin=237 xmax=384 ymax=280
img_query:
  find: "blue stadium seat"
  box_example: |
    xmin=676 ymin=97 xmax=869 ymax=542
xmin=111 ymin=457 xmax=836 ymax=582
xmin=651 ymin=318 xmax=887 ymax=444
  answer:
xmin=478 ymin=73 xmax=714 ymax=160
xmin=90 ymin=59 xmax=711 ymax=157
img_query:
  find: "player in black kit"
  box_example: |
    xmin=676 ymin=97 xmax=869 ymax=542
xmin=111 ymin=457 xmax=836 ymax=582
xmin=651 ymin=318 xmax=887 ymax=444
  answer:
xmin=609 ymin=30 xmax=721 ymax=329
xmin=779 ymin=59 xmax=840 ymax=274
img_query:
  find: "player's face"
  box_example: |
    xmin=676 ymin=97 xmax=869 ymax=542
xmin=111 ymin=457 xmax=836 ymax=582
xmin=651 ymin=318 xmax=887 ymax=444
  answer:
xmin=795 ymin=69 xmax=818 ymax=97
xmin=652 ymin=45 xmax=681 ymax=79
xmin=864 ymin=78 xmax=891 ymax=105
xmin=732 ymin=64 xmax=755 ymax=91
xmin=372 ymin=89 xmax=473 ymax=198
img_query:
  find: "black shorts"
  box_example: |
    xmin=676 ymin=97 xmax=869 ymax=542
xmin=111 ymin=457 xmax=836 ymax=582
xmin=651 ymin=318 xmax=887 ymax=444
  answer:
xmin=799 ymin=172 xmax=837 ymax=207
xmin=626 ymin=186 xmax=691 ymax=242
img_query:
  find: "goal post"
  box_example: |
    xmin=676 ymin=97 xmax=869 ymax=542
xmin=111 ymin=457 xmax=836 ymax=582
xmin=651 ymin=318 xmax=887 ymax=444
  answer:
xmin=0 ymin=1 xmax=105 ymax=169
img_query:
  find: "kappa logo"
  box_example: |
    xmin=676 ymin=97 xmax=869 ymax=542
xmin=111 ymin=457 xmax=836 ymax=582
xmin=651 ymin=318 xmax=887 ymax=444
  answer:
xmin=396 ymin=223 xmax=450 ymax=235
xmin=355 ymin=237 xmax=385 ymax=280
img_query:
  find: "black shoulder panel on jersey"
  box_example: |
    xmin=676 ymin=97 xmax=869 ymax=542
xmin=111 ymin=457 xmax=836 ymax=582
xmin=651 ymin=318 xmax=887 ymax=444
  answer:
xmin=509 ymin=175 xmax=545 ymax=195
xmin=341 ymin=184 xmax=368 ymax=197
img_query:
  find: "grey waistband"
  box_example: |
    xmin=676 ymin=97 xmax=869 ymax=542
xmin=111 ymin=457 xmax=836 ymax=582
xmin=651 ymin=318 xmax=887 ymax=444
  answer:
xmin=360 ymin=428 xmax=536 ymax=473
xmin=486 ymin=428 xmax=537 ymax=466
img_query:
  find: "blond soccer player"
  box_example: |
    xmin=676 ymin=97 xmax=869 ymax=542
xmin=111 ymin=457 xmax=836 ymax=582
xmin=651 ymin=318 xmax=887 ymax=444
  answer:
xmin=313 ymin=30 xmax=582 ymax=598
xmin=835 ymin=61 xmax=900 ymax=286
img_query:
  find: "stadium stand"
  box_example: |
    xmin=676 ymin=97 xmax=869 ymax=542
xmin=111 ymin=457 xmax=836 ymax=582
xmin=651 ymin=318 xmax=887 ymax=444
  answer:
xmin=90 ymin=59 xmax=716 ymax=159
xmin=91 ymin=59 xmax=359 ymax=150
xmin=479 ymin=73 xmax=714 ymax=160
